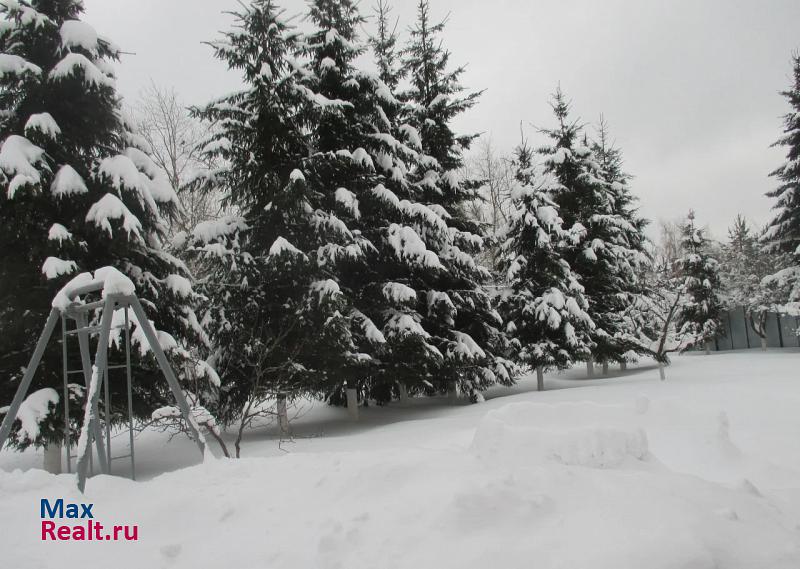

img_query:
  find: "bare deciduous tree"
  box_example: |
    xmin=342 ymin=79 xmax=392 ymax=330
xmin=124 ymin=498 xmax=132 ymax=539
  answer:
xmin=463 ymin=137 xmax=515 ymax=275
xmin=132 ymin=83 xmax=223 ymax=238
xmin=655 ymin=218 xmax=683 ymax=270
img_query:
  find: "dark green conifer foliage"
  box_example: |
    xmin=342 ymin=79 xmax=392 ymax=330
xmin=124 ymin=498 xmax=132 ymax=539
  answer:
xmin=499 ymin=140 xmax=593 ymax=371
xmin=187 ymin=0 xmax=359 ymax=425
xmin=0 ymin=0 xmax=199 ymax=447
xmin=539 ymin=90 xmax=650 ymax=367
xmin=398 ymin=0 xmax=513 ymax=398
xmin=676 ymin=211 xmax=724 ymax=349
xmin=763 ymin=53 xmax=800 ymax=308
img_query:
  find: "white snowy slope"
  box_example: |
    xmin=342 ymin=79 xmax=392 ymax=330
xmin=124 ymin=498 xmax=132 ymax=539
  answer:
xmin=2 ymin=351 xmax=800 ymax=568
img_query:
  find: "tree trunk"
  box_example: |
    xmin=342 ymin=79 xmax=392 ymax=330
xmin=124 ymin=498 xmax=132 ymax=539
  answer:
xmin=602 ymin=361 xmax=609 ymax=376
xmin=536 ymin=366 xmax=544 ymax=392
xmin=705 ymin=340 xmax=711 ymax=355
xmin=447 ymin=381 xmax=458 ymax=404
xmin=43 ymin=442 xmax=62 ymax=474
xmin=277 ymin=392 xmax=291 ymax=436
xmin=658 ymin=361 xmax=666 ymax=381
xmin=397 ymin=383 xmax=408 ymax=403
xmin=586 ymin=356 xmax=595 ymax=378
xmin=620 ymin=361 xmax=627 ymax=371
xmin=760 ymin=337 xmax=767 ymax=351
xmin=346 ymin=387 xmax=359 ymax=420
xmin=203 ymin=422 xmax=230 ymax=458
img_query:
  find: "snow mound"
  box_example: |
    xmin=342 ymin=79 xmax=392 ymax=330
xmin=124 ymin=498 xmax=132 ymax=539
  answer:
xmin=472 ymin=413 xmax=650 ymax=469
xmin=5 ymin=351 xmax=800 ymax=568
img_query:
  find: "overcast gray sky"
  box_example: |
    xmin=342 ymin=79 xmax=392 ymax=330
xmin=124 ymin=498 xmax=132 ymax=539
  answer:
xmin=83 ymin=0 xmax=800 ymax=240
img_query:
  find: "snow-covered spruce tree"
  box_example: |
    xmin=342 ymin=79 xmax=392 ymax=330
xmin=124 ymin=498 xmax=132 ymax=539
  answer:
xmin=720 ymin=216 xmax=769 ymax=349
xmin=398 ymin=0 xmax=513 ymax=399
xmin=763 ymin=53 xmax=800 ymax=314
xmin=369 ymin=0 xmax=401 ymax=90
xmin=538 ymin=89 xmax=649 ymax=373
xmin=0 ymin=0 xmax=202 ymax=449
xmin=270 ymin=0 xmax=513 ymax=405
xmin=499 ymin=141 xmax=593 ymax=390
xmin=184 ymin=0 xmax=361 ymax=434
xmin=591 ymin=117 xmax=652 ymax=367
xmin=676 ymin=211 xmax=724 ymax=353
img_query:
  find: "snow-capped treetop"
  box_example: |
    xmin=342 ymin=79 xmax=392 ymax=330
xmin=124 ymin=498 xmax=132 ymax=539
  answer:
xmin=368 ymin=0 xmax=401 ymax=89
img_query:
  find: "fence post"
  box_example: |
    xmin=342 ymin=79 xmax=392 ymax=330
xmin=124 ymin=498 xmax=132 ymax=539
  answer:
xmin=727 ymin=310 xmax=734 ymax=350
xmin=742 ymin=307 xmax=751 ymax=349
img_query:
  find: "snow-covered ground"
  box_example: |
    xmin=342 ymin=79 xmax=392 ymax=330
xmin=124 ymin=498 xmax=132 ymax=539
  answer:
xmin=2 ymin=350 xmax=800 ymax=568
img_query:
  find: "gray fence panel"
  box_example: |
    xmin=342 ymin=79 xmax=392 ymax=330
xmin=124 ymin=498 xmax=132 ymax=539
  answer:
xmin=781 ymin=315 xmax=800 ymax=347
xmin=717 ymin=312 xmax=735 ymax=350
xmin=765 ymin=312 xmax=783 ymax=348
xmin=715 ymin=307 xmax=800 ymax=350
xmin=727 ymin=307 xmax=751 ymax=350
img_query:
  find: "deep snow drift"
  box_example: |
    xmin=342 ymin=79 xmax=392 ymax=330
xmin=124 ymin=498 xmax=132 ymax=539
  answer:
xmin=2 ymin=350 xmax=800 ymax=568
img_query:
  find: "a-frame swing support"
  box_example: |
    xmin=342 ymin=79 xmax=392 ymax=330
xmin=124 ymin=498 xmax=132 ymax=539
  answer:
xmin=0 ymin=277 xmax=205 ymax=492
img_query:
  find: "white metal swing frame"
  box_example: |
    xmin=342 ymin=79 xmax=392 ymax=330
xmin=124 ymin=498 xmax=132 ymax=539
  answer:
xmin=0 ymin=277 xmax=205 ymax=492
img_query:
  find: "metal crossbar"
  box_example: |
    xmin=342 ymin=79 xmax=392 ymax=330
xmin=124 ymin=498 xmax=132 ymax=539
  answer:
xmin=64 ymin=324 xmax=128 ymax=337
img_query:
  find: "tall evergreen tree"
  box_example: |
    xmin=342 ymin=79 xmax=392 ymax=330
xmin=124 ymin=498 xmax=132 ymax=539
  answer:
xmin=398 ymin=0 xmax=512 ymax=398
xmin=0 ymin=0 xmax=200 ymax=448
xmin=499 ymin=140 xmax=593 ymax=385
xmin=676 ymin=211 xmax=724 ymax=352
xmin=763 ymin=53 xmax=800 ymax=312
xmin=186 ymin=0 xmax=358 ymax=429
xmin=721 ymin=215 xmax=783 ymax=349
xmin=369 ymin=0 xmax=401 ymax=90
xmin=591 ymin=117 xmax=652 ymax=363
xmin=295 ymin=0 xmax=513 ymax=404
xmin=538 ymin=89 xmax=647 ymax=370
xmin=294 ymin=0 xmax=413 ymax=404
